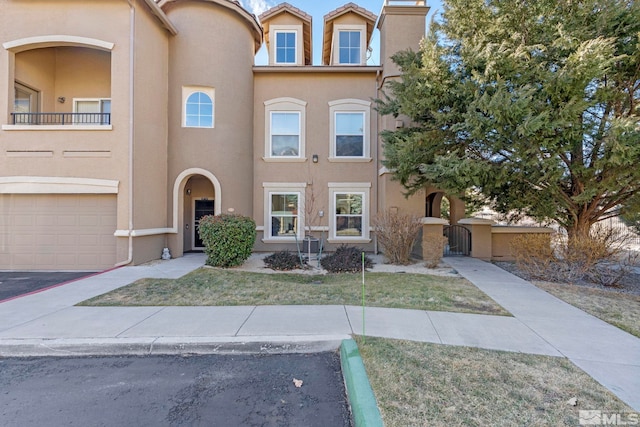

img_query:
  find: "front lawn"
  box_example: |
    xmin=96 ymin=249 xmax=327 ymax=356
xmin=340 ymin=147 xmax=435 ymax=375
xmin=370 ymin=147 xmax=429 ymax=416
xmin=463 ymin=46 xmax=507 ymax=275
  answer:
xmin=534 ymin=281 xmax=640 ymax=338
xmin=358 ymin=337 xmax=633 ymax=426
xmin=79 ymin=268 xmax=509 ymax=315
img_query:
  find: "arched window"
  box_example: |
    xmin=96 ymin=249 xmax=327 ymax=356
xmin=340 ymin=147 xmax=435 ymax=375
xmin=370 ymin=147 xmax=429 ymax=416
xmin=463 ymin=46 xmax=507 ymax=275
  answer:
xmin=183 ymin=88 xmax=214 ymax=128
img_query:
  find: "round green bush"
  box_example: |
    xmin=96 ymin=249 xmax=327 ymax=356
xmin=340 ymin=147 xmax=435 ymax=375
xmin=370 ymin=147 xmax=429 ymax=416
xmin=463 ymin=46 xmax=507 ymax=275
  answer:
xmin=198 ymin=214 xmax=256 ymax=267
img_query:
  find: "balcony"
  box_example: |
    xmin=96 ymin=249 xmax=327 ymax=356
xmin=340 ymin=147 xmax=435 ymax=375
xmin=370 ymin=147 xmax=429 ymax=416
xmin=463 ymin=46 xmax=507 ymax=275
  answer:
xmin=11 ymin=112 xmax=111 ymax=126
xmin=5 ymin=45 xmax=112 ymax=131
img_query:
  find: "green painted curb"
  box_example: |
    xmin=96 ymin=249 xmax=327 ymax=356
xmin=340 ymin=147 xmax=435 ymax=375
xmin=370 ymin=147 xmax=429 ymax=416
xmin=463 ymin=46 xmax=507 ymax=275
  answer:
xmin=341 ymin=339 xmax=384 ymax=427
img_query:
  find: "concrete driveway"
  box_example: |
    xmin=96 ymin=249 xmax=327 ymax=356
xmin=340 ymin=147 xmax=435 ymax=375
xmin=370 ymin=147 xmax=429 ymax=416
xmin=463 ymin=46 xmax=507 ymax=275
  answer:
xmin=0 ymin=271 xmax=94 ymax=302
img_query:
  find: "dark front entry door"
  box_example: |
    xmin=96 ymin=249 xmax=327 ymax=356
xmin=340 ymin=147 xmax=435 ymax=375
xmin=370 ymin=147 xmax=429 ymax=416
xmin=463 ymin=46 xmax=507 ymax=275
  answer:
xmin=194 ymin=199 xmax=214 ymax=249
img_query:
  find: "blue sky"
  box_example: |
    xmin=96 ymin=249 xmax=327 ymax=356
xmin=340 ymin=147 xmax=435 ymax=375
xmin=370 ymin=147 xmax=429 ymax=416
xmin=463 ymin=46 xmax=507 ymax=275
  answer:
xmin=240 ymin=0 xmax=444 ymax=65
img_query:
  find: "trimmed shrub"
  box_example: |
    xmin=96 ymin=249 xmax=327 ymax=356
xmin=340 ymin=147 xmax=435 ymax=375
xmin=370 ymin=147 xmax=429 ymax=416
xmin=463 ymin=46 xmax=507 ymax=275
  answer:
xmin=321 ymin=245 xmax=373 ymax=273
xmin=373 ymin=210 xmax=422 ymax=265
xmin=264 ymin=251 xmax=302 ymax=271
xmin=198 ymin=214 xmax=256 ymax=267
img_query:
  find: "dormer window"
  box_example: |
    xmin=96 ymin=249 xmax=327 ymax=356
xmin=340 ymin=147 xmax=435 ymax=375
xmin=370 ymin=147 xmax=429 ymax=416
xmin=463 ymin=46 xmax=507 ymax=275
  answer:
xmin=338 ymin=30 xmax=361 ymax=64
xmin=259 ymin=4 xmax=312 ymax=66
xmin=322 ymin=4 xmax=376 ymax=66
xmin=275 ymin=31 xmax=296 ymax=64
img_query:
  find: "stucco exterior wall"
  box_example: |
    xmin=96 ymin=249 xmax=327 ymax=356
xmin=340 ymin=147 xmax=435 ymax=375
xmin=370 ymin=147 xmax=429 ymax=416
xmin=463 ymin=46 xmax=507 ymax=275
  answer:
xmin=252 ymin=69 xmax=378 ymax=252
xmin=164 ymin=1 xmax=257 ymax=257
xmin=128 ymin=0 xmax=172 ymax=264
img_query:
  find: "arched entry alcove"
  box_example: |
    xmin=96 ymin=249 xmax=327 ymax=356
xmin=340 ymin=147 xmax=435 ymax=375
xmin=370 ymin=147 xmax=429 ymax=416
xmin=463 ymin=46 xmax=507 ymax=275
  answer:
xmin=425 ymin=191 xmax=465 ymax=225
xmin=171 ymin=168 xmax=222 ymax=255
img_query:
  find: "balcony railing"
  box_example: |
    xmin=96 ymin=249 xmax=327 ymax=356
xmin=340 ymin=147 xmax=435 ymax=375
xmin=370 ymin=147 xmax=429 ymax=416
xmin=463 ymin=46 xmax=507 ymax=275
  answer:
xmin=10 ymin=112 xmax=111 ymax=125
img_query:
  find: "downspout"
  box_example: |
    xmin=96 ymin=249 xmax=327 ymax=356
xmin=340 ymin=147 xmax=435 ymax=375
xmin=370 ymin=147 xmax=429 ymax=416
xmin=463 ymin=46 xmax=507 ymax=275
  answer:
xmin=115 ymin=0 xmax=135 ymax=267
xmin=373 ymin=68 xmax=382 ymax=254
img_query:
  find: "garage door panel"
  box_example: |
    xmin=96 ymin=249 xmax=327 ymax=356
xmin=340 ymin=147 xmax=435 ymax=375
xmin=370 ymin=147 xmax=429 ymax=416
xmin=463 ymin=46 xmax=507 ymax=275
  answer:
xmin=0 ymin=195 xmax=117 ymax=270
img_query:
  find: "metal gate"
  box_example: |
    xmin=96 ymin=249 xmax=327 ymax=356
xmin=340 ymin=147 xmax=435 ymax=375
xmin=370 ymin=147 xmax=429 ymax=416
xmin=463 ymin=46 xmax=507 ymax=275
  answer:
xmin=443 ymin=225 xmax=471 ymax=256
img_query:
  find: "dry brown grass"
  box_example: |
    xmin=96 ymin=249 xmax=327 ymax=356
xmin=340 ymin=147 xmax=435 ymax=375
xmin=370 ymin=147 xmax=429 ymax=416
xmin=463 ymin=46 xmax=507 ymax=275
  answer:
xmin=534 ymin=281 xmax=640 ymax=338
xmin=358 ymin=337 xmax=633 ymax=426
xmin=79 ymin=269 xmax=509 ymax=315
xmin=373 ymin=210 xmax=423 ymax=265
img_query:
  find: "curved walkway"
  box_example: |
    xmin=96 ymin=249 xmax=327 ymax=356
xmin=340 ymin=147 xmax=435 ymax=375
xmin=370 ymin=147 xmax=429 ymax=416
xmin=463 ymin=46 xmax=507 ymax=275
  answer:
xmin=0 ymin=254 xmax=638 ymax=410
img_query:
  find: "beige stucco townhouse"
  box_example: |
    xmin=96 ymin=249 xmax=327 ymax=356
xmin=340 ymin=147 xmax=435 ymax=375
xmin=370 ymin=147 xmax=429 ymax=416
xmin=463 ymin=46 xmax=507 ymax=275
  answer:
xmin=0 ymin=0 xmax=467 ymax=271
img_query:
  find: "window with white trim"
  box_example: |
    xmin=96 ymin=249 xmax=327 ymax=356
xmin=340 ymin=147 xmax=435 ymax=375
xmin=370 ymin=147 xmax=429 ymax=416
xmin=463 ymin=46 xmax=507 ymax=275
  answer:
xmin=329 ymin=99 xmax=371 ymax=160
xmin=270 ymin=25 xmax=302 ymax=66
xmin=332 ymin=24 xmax=366 ymax=65
xmin=264 ymin=98 xmax=307 ymax=160
xmin=263 ymin=183 xmax=306 ymax=240
xmin=329 ymin=183 xmax=370 ymax=241
xmin=275 ymin=31 xmax=296 ymax=64
xmin=182 ymin=86 xmax=214 ymax=128
xmin=73 ymin=98 xmax=111 ymax=125
xmin=271 ymin=112 xmax=300 ymax=156
xmin=339 ymin=31 xmax=361 ymax=64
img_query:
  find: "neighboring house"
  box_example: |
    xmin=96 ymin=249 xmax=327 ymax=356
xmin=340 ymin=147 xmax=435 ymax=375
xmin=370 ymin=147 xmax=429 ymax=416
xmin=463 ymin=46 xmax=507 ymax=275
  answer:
xmin=0 ymin=0 xmax=456 ymax=271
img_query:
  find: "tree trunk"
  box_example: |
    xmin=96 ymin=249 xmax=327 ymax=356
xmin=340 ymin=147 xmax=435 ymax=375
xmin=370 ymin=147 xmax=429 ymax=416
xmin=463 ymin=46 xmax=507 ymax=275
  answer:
xmin=566 ymin=214 xmax=594 ymax=241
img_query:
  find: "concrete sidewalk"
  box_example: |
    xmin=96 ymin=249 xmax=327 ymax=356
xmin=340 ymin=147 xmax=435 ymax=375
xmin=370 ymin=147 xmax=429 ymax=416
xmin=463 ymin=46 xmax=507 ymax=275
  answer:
xmin=0 ymin=253 xmax=638 ymax=411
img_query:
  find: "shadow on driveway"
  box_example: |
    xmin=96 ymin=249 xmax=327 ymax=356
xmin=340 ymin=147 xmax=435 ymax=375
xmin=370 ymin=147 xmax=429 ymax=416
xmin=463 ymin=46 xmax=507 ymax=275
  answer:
xmin=0 ymin=271 xmax=95 ymax=302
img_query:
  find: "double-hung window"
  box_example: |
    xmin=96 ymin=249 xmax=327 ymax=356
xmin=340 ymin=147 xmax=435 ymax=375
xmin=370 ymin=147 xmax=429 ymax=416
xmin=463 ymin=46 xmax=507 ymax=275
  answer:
xmin=271 ymin=112 xmax=300 ymax=157
xmin=335 ymin=112 xmax=365 ymax=157
xmin=329 ymin=183 xmax=371 ymax=241
xmin=329 ymin=99 xmax=371 ymax=160
xmin=264 ymin=98 xmax=306 ymax=161
xmin=338 ymin=31 xmax=361 ymax=65
xmin=335 ymin=193 xmax=363 ymax=237
xmin=275 ymin=31 xmax=296 ymax=64
xmin=263 ymin=183 xmax=306 ymax=240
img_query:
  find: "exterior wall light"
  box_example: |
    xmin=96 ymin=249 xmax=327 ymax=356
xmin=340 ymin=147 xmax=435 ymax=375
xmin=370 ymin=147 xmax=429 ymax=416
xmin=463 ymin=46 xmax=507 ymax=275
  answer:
xmin=312 ymin=154 xmax=319 ymax=163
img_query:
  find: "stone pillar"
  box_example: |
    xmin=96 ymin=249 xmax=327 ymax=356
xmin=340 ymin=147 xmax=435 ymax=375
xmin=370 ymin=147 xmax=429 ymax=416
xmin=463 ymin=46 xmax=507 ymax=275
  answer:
xmin=421 ymin=217 xmax=449 ymax=267
xmin=458 ymin=218 xmax=494 ymax=261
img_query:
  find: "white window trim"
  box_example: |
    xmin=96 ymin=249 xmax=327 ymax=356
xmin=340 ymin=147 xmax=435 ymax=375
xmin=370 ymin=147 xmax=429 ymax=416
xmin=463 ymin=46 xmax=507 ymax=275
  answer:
xmin=182 ymin=86 xmax=215 ymax=128
xmin=333 ymin=24 xmax=366 ymax=65
xmin=328 ymin=99 xmax=371 ymax=161
xmin=264 ymin=97 xmax=307 ymax=161
xmin=328 ymin=182 xmax=371 ymax=242
xmin=270 ymin=25 xmax=302 ymax=66
xmin=263 ymin=182 xmax=307 ymax=242
xmin=271 ymin=26 xmax=301 ymax=66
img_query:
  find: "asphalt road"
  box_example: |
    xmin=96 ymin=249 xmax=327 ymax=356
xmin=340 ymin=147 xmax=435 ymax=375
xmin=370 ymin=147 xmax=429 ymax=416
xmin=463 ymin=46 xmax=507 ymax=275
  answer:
xmin=0 ymin=352 xmax=351 ymax=426
xmin=0 ymin=271 xmax=93 ymax=302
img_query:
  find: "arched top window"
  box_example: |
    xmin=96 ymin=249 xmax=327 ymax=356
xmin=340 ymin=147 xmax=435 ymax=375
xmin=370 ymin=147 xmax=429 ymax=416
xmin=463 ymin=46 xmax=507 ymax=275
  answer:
xmin=183 ymin=87 xmax=214 ymax=128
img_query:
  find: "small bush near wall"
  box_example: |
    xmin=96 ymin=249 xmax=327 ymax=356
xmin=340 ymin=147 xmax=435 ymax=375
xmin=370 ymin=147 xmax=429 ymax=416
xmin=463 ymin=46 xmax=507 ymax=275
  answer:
xmin=424 ymin=235 xmax=448 ymax=268
xmin=321 ymin=245 xmax=373 ymax=273
xmin=264 ymin=251 xmax=302 ymax=271
xmin=373 ymin=210 xmax=422 ymax=265
xmin=199 ymin=214 xmax=256 ymax=268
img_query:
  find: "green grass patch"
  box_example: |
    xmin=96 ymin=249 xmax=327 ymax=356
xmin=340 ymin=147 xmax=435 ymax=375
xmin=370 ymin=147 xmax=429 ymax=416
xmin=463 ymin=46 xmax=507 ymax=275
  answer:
xmin=357 ymin=337 xmax=633 ymax=426
xmin=79 ymin=268 xmax=509 ymax=315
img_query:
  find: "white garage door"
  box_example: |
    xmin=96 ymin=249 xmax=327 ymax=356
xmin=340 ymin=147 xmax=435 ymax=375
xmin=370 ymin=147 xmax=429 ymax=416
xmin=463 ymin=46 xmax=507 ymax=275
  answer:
xmin=0 ymin=194 xmax=117 ymax=270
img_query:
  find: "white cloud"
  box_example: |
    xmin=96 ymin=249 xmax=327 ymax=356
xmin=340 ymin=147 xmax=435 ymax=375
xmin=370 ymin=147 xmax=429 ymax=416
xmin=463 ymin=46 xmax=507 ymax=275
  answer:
xmin=240 ymin=0 xmax=274 ymax=16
